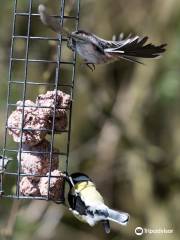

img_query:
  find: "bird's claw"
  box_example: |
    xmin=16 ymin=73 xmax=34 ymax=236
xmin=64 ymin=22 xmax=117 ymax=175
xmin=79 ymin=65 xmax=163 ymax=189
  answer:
xmin=86 ymin=63 xmax=96 ymax=71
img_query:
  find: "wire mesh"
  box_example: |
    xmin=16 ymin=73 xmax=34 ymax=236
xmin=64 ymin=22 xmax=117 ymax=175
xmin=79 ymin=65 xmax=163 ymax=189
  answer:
xmin=0 ymin=0 xmax=80 ymax=203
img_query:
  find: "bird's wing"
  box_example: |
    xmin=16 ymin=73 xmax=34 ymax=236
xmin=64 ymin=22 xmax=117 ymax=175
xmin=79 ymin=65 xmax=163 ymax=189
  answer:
xmin=102 ymin=34 xmax=167 ymax=58
xmin=68 ymin=192 xmax=87 ymax=215
xmin=96 ymin=33 xmax=135 ymax=49
xmin=74 ymin=195 xmax=87 ymax=215
xmin=38 ymin=4 xmax=70 ymax=37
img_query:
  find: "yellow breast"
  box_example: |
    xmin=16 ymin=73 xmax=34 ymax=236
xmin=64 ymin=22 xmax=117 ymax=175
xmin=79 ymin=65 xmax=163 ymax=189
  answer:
xmin=74 ymin=181 xmax=104 ymax=204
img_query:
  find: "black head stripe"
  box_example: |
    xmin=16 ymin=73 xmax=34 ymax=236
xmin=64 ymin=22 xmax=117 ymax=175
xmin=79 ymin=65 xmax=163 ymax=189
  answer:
xmin=70 ymin=172 xmax=91 ymax=184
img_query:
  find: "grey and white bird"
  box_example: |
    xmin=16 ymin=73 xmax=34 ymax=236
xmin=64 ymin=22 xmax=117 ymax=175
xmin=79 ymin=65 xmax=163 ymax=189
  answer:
xmin=0 ymin=155 xmax=12 ymax=173
xmin=38 ymin=4 xmax=167 ymax=70
xmin=65 ymin=172 xmax=129 ymax=233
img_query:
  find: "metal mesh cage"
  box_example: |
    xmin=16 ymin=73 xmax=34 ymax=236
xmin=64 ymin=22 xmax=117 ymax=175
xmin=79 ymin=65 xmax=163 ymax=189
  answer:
xmin=0 ymin=0 xmax=80 ymax=203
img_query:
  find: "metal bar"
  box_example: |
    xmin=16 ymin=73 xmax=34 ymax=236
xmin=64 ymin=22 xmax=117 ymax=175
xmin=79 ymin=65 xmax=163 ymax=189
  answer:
xmin=65 ymin=0 xmax=80 ymax=173
xmin=16 ymin=0 xmax=33 ymax=198
xmin=47 ymin=0 xmax=66 ymax=201
xmin=7 ymin=103 xmax=70 ymax=110
xmin=4 ymin=172 xmax=63 ymax=178
xmin=15 ymin=12 xmax=78 ymax=20
xmin=2 ymin=149 xmax=67 ymax=156
xmin=8 ymin=81 xmax=73 ymax=88
xmin=6 ymin=126 xmax=69 ymax=133
xmin=13 ymin=35 xmax=67 ymax=41
xmin=11 ymin=58 xmax=75 ymax=64
xmin=1 ymin=0 xmax=18 ymax=193
xmin=1 ymin=0 xmax=80 ymax=202
xmin=2 ymin=195 xmax=64 ymax=203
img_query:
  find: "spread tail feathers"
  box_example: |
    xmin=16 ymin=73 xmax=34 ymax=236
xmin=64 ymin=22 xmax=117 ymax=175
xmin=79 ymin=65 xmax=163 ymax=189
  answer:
xmin=105 ymin=35 xmax=167 ymax=63
xmin=107 ymin=209 xmax=129 ymax=225
xmin=38 ymin=4 xmax=70 ymax=37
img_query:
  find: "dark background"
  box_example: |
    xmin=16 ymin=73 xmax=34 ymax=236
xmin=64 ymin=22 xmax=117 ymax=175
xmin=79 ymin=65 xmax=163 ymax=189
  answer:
xmin=0 ymin=0 xmax=180 ymax=240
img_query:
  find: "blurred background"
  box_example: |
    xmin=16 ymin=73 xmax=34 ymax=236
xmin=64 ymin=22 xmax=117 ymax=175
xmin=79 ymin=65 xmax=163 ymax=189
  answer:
xmin=0 ymin=0 xmax=180 ymax=239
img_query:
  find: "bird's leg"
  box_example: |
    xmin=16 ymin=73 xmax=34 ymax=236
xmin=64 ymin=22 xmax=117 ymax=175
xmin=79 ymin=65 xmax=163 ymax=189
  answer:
xmin=63 ymin=173 xmax=75 ymax=187
xmin=86 ymin=63 xmax=96 ymax=71
xmin=79 ymin=62 xmax=95 ymax=71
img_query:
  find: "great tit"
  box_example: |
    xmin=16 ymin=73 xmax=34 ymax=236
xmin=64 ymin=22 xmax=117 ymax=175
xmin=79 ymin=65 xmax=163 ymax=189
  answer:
xmin=65 ymin=172 xmax=129 ymax=233
xmin=38 ymin=4 xmax=167 ymax=71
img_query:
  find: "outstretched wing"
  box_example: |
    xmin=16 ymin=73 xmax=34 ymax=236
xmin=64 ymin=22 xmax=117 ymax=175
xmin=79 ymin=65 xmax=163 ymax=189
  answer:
xmin=71 ymin=32 xmax=167 ymax=63
xmin=38 ymin=4 xmax=70 ymax=37
xmin=102 ymin=34 xmax=167 ymax=59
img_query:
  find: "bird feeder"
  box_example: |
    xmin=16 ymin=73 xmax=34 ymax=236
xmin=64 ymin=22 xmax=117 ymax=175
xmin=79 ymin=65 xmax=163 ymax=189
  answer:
xmin=0 ymin=0 xmax=80 ymax=203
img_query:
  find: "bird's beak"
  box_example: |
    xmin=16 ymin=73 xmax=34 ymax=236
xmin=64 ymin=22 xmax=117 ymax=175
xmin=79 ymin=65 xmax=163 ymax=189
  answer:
xmin=61 ymin=172 xmax=70 ymax=182
xmin=61 ymin=172 xmax=69 ymax=180
xmin=61 ymin=173 xmax=75 ymax=187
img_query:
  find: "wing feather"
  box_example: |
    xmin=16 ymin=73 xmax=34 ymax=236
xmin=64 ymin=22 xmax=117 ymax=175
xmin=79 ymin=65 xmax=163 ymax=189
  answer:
xmin=38 ymin=4 xmax=70 ymax=37
xmin=103 ymin=34 xmax=167 ymax=58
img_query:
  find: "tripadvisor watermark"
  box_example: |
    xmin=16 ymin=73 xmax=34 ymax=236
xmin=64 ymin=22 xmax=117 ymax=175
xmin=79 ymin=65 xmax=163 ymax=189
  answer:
xmin=135 ymin=226 xmax=174 ymax=236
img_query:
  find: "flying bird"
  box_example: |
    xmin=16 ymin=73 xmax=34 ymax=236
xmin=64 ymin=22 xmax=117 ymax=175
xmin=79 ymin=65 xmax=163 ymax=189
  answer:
xmin=38 ymin=4 xmax=167 ymax=71
xmin=65 ymin=172 xmax=129 ymax=233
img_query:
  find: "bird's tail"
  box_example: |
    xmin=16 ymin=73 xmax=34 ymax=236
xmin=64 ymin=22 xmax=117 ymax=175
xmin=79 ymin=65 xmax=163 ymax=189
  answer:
xmin=107 ymin=208 xmax=129 ymax=225
xmin=105 ymin=35 xmax=167 ymax=64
